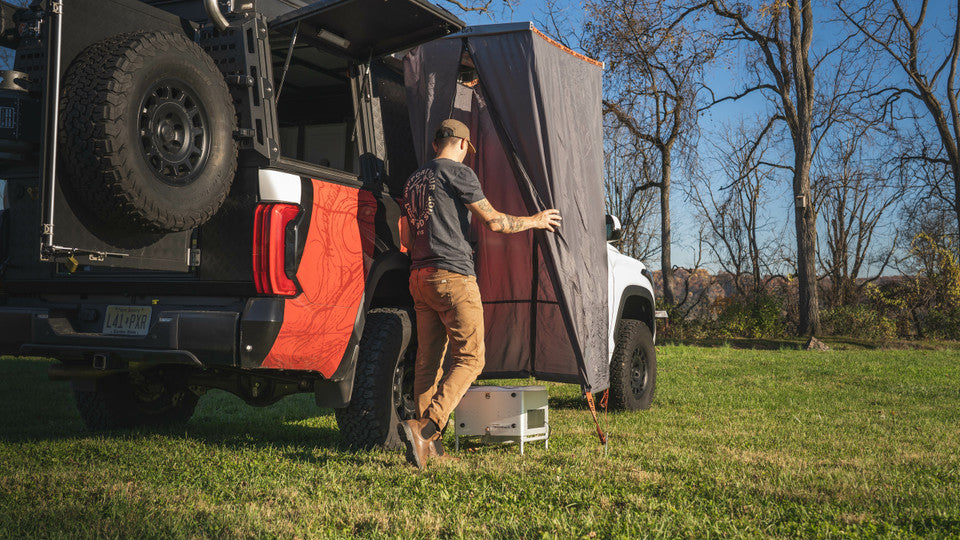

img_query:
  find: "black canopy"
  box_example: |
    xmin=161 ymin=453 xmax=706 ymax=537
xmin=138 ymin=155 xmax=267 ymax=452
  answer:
xmin=404 ymin=23 xmax=609 ymax=391
xmin=270 ymin=0 xmax=464 ymax=59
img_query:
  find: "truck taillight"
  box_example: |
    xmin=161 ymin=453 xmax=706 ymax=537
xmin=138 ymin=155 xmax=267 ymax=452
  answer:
xmin=253 ymin=203 xmax=300 ymax=296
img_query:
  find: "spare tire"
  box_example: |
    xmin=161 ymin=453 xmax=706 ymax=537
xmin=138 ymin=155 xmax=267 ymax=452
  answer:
xmin=60 ymin=31 xmax=237 ymax=233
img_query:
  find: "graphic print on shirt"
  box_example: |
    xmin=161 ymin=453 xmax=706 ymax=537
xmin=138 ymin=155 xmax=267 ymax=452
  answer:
xmin=403 ymin=167 xmax=436 ymax=234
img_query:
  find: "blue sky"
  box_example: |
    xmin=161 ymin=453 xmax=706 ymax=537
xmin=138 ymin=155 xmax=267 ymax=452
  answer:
xmin=458 ymin=0 xmax=957 ymax=273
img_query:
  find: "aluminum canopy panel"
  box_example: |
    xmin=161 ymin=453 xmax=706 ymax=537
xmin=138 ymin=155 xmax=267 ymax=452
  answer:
xmin=269 ymin=0 xmax=464 ymax=59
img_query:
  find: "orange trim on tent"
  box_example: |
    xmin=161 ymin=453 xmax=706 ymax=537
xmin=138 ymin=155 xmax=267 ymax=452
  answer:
xmin=531 ymin=27 xmax=604 ymax=69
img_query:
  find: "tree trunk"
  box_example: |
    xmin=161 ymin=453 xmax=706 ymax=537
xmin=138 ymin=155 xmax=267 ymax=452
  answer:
xmin=954 ymin=162 xmax=960 ymax=250
xmin=788 ymin=0 xmax=821 ymax=336
xmin=660 ymin=146 xmax=675 ymax=306
xmin=794 ymin=150 xmax=822 ymax=335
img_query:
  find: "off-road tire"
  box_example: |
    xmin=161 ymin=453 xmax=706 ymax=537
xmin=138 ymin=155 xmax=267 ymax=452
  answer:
xmin=72 ymin=369 xmax=199 ymax=430
xmin=60 ymin=31 xmax=237 ymax=232
xmin=335 ymin=308 xmax=416 ymax=450
xmin=609 ymin=320 xmax=657 ymax=411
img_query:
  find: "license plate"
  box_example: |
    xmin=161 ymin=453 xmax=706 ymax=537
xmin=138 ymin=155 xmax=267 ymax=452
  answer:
xmin=103 ymin=305 xmax=152 ymax=336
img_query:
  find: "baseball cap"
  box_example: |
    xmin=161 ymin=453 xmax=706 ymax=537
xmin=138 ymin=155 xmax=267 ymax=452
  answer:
xmin=434 ymin=118 xmax=476 ymax=154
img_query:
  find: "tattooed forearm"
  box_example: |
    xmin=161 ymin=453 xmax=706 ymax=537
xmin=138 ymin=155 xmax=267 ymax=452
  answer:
xmin=489 ymin=214 xmax=529 ymax=233
xmin=503 ymin=215 xmax=527 ymax=233
xmin=467 ymin=198 xmax=547 ymax=234
xmin=475 ymin=199 xmax=495 ymax=213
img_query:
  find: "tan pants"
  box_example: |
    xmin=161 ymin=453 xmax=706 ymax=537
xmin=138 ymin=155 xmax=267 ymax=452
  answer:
xmin=409 ymin=267 xmax=485 ymax=430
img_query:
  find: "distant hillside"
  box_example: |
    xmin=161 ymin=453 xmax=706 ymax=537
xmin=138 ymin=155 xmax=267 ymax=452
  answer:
xmin=650 ymin=269 xmax=910 ymax=313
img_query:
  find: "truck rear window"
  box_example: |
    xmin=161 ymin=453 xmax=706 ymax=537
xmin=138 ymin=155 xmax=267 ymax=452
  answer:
xmin=271 ymin=33 xmax=359 ymax=174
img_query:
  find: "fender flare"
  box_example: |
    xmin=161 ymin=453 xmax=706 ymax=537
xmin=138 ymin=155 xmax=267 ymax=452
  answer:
xmin=614 ymin=285 xmax=657 ymax=340
xmin=328 ymin=250 xmax=411 ymax=382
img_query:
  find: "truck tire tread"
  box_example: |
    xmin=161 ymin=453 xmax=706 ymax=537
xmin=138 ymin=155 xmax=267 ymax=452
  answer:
xmin=609 ymin=320 xmax=657 ymax=411
xmin=334 ymin=308 xmax=414 ymax=450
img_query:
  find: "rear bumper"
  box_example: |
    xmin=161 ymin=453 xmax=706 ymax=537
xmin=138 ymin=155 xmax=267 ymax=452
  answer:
xmin=0 ymin=298 xmax=282 ymax=368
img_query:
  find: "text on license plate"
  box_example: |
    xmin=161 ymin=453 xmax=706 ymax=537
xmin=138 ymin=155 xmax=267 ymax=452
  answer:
xmin=103 ymin=306 xmax=152 ymax=336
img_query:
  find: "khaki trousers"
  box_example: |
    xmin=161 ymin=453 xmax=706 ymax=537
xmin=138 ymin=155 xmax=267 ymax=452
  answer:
xmin=409 ymin=267 xmax=485 ymax=430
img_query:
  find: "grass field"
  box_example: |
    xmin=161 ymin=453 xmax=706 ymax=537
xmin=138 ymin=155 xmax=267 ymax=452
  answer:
xmin=1 ymin=346 xmax=958 ymax=538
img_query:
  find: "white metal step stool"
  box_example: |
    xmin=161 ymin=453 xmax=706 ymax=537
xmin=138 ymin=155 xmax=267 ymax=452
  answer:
xmin=454 ymin=385 xmax=549 ymax=455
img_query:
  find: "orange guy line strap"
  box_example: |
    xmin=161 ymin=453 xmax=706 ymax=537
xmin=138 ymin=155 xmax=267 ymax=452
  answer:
xmin=531 ymin=27 xmax=604 ymax=69
xmin=585 ymin=391 xmax=607 ymax=446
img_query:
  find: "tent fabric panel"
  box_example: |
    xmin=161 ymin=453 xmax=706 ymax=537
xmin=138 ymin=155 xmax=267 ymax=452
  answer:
xmin=469 ymin=86 xmax=542 ymax=372
xmin=467 ymin=31 xmax=608 ymax=390
xmin=535 ymin=243 xmax=558 ymax=303
xmin=479 ymin=302 xmax=532 ymax=375
xmin=470 ymin=90 xmax=536 ymax=303
xmin=534 ymin=31 xmax=609 ymax=389
xmin=532 ymin=302 xmax=578 ymax=379
xmin=403 ymin=38 xmax=464 ymax=165
xmin=403 ymin=27 xmax=608 ymax=390
xmin=478 ymin=371 xmax=583 ymax=385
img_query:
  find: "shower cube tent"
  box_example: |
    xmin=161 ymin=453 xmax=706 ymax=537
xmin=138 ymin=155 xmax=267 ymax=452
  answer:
xmin=404 ymin=22 xmax=610 ymax=393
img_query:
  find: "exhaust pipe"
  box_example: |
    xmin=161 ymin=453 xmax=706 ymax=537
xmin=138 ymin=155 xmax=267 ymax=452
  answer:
xmin=203 ymin=0 xmax=229 ymax=32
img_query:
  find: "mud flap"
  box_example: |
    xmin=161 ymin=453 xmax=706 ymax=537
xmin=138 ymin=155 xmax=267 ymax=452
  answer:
xmin=313 ymin=343 xmax=358 ymax=409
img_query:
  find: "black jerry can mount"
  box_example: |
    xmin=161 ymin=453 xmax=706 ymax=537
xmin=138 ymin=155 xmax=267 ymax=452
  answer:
xmin=197 ymin=8 xmax=281 ymax=164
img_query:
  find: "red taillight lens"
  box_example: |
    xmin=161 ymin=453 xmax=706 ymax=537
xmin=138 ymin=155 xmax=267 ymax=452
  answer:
xmin=253 ymin=203 xmax=300 ymax=296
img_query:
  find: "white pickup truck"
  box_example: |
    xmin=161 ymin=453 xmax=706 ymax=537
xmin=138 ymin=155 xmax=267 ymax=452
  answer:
xmin=605 ymin=215 xmax=658 ymax=410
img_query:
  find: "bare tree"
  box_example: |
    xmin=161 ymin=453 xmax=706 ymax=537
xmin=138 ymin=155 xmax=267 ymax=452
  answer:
xmin=670 ymin=232 xmax=715 ymax=321
xmin=442 ymin=0 xmax=518 ymax=15
xmin=675 ymin=0 xmax=835 ymax=335
xmin=583 ymin=0 xmax=716 ymax=307
xmin=838 ymin=0 xmax=960 ymax=248
xmin=604 ymin=122 xmax=659 ymax=260
xmin=688 ymin=118 xmax=786 ymax=296
xmin=813 ymin=126 xmax=903 ymax=307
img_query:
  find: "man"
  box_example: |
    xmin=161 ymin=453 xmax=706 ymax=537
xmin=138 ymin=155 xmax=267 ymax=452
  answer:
xmin=397 ymin=118 xmax=562 ymax=468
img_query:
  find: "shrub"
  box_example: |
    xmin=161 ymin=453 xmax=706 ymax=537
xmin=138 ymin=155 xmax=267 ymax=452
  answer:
xmin=655 ymin=301 xmax=712 ymax=340
xmin=870 ymin=233 xmax=960 ymax=340
xmin=821 ymin=305 xmax=896 ymax=340
xmin=712 ymin=291 xmax=786 ymax=339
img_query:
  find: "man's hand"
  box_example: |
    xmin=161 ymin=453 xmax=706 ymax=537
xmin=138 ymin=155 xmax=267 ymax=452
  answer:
xmin=532 ymin=209 xmax=562 ymax=232
xmin=467 ymin=198 xmax=563 ymax=234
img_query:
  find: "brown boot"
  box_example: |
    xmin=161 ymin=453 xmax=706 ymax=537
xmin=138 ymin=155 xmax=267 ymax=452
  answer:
xmin=430 ymin=438 xmax=459 ymax=462
xmin=397 ymin=418 xmax=438 ymax=469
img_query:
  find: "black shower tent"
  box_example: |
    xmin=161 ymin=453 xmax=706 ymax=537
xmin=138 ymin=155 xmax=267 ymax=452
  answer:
xmin=404 ymin=23 xmax=609 ymax=392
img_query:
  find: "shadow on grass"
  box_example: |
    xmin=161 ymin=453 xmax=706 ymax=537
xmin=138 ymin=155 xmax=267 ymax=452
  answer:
xmin=0 ymin=356 xmax=357 ymax=457
xmin=662 ymin=336 xmax=960 ymax=350
xmin=181 ymin=390 xmax=345 ymax=453
xmin=549 ymin=394 xmax=589 ymax=410
xmin=661 ymin=338 xmax=805 ymax=350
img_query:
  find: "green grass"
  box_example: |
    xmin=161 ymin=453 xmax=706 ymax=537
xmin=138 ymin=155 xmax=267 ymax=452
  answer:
xmin=1 ymin=347 xmax=958 ymax=538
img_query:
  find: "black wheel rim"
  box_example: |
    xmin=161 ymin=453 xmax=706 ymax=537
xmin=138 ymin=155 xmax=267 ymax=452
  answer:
xmin=630 ymin=346 xmax=649 ymax=401
xmin=138 ymin=79 xmax=210 ymax=185
xmin=393 ymin=352 xmax=417 ymax=421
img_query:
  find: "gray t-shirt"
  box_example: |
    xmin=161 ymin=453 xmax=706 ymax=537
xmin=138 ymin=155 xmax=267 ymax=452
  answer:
xmin=403 ymin=158 xmax=486 ymax=276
